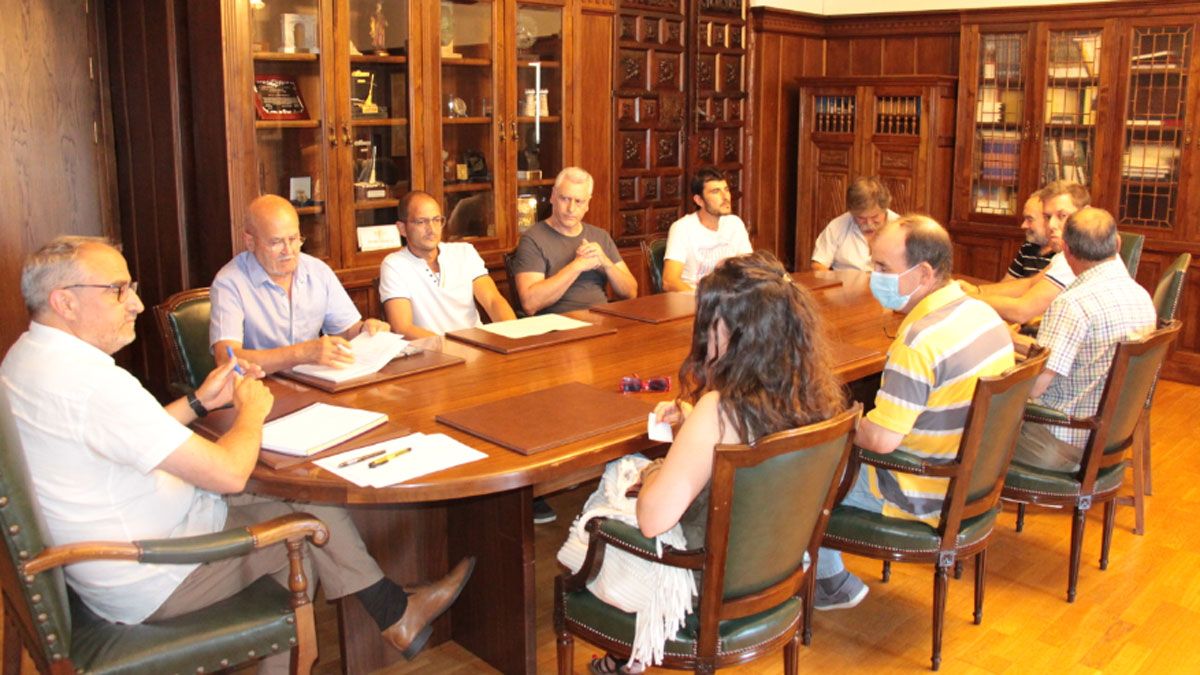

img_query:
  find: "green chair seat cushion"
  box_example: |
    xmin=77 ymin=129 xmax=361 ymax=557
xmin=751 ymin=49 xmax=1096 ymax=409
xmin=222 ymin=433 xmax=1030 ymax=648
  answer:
xmin=1004 ymin=461 xmax=1126 ymax=497
xmin=70 ymin=577 xmax=299 ymax=674
xmin=562 ymin=589 xmax=800 ymax=658
xmin=823 ymin=506 xmax=999 ymax=555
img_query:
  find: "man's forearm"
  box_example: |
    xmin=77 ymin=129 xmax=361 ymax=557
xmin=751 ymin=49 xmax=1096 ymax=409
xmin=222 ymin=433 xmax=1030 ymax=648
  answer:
xmin=978 ymin=293 xmax=1044 ymax=324
xmin=224 ymin=343 xmax=310 ymax=375
xmin=605 ymin=264 xmax=638 ymax=299
xmin=518 ymin=266 xmax=583 ymax=314
xmin=213 ymin=413 xmax=265 ymax=488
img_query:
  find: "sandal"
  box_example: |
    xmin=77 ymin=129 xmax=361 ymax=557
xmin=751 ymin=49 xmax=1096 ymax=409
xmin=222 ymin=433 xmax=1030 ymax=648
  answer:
xmin=588 ymin=654 xmax=645 ymax=675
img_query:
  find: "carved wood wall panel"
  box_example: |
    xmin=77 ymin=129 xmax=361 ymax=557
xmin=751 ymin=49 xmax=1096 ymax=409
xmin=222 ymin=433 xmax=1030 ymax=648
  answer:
xmin=614 ymin=0 xmax=687 ymax=247
xmin=613 ymin=0 xmax=745 ymax=249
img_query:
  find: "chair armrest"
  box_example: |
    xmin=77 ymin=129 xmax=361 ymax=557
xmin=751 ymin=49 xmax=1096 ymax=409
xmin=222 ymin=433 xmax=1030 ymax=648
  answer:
xmin=1023 ymin=402 xmax=1098 ymax=430
xmin=587 ymin=517 xmax=705 ymax=570
xmin=24 ymin=513 xmax=328 ymax=576
xmin=855 ymin=447 xmax=957 ymax=477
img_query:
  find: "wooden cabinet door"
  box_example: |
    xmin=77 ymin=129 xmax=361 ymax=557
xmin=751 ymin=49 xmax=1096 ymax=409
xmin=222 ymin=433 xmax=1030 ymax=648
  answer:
xmin=690 ymin=0 xmax=747 ymax=213
xmin=861 ymin=85 xmax=924 ymax=216
xmin=794 ymin=86 xmax=857 ymax=268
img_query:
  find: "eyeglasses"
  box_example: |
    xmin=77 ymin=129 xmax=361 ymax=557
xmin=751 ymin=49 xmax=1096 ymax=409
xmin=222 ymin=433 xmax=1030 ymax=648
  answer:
xmin=263 ymin=235 xmax=305 ymax=252
xmin=408 ymin=216 xmax=446 ymax=228
xmin=619 ymin=375 xmax=671 ymax=394
xmin=62 ymin=281 xmax=139 ymax=303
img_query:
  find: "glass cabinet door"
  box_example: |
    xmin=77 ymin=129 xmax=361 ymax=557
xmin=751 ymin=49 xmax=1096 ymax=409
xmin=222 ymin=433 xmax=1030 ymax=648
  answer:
xmin=512 ymin=4 xmax=564 ymax=237
xmin=1041 ymin=28 xmax=1102 ymax=190
xmin=1119 ymin=24 xmax=1192 ymax=230
xmin=439 ymin=0 xmax=500 ymax=244
xmin=341 ymin=0 xmax=412 ymax=261
xmin=970 ymin=32 xmax=1027 ymax=218
xmin=250 ymin=0 xmax=336 ymax=262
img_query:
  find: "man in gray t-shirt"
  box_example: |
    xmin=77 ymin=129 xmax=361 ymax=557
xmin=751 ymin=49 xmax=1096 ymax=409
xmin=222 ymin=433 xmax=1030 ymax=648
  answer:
xmin=512 ymin=167 xmax=637 ymax=315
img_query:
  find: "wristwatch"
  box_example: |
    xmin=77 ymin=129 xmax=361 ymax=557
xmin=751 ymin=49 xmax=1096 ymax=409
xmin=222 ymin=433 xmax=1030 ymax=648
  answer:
xmin=186 ymin=391 xmax=209 ymax=418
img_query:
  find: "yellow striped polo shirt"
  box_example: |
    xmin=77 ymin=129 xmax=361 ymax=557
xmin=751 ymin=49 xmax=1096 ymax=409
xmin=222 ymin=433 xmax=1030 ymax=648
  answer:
xmin=864 ymin=281 xmax=1015 ymax=526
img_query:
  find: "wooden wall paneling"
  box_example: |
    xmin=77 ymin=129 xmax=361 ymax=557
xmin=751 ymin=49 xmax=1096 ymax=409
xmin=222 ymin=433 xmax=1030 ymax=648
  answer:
xmin=579 ymin=3 xmax=616 ymax=241
xmin=612 ymin=0 xmax=688 ymax=249
xmin=826 ymin=39 xmax=852 ymax=77
xmin=106 ymin=0 xmax=197 ymax=395
xmin=917 ymin=34 xmax=959 ymax=76
xmin=850 ymin=38 xmax=883 ymax=76
xmin=692 ymin=0 xmax=748 ymax=219
xmin=951 ymin=231 xmax=1011 ymax=281
xmin=0 ymin=0 xmax=115 ymax=356
xmin=882 ymin=37 xmax=918 ymax=76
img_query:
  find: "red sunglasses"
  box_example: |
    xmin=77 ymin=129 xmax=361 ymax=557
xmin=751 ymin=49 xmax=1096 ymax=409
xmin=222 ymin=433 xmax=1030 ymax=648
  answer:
xmin=619 ymin=375 xmax=671 ymax=394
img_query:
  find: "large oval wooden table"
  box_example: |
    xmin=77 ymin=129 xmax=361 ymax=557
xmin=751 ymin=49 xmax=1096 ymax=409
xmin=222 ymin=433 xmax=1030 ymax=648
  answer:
xmin=238 ymin=270 xmax=899 ymax=674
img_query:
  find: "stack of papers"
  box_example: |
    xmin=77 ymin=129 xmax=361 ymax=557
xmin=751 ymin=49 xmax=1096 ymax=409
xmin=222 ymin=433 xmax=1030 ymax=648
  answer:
xmin=261 ymin=402 xmax=387 ymax=456
xmin=477 ymin=314 xmax=591 ymax=339
xmin=314 ymin=433 xmax=487 ymax=487
xmin=291 ymin=332 xmax=410 ymax=383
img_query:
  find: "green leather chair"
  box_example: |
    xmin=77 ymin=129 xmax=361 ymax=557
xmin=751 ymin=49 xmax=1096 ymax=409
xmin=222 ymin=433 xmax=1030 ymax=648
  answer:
xmin=554 ymin=405 xmax=861 ymax=674
xmin=1004 ymin=320 xmax=1181 ymax=603
xmin=0 ymin=387 xmax=329 ymax=674
xmin=1117 ymin=231 xmax=1145 ymax=278
xmin=821 ymin=347 xmax=1050 ymax=671
xmin=154 ymin=287 xmax=216 ymax=395
xmin=641 ymin=237 xmax=668 ymax=294
xmin=1120 ymin=252 xmax=1191 ymax=534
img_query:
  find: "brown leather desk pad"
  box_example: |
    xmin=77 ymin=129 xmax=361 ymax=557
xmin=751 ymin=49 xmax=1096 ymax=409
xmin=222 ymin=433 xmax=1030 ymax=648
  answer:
xmin=587 ymin=292 xmax=697 ymax=324
xmin=435 ymin=382 xmax=656 ymax=455
xmin=446 ymin=322 xmax=617 ymax=354
xmin=791 ymin=271 xmax=844 ymax=291
xmin=276 ymin=348 xmax=465 ymax=393
xmin=192 ymin=378 xmax=410 ymax=470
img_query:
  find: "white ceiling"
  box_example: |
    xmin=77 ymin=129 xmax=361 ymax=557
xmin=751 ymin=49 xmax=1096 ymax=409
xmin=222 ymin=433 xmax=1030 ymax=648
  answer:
xmin=749 ymin=0 xmax=1119 ymax=15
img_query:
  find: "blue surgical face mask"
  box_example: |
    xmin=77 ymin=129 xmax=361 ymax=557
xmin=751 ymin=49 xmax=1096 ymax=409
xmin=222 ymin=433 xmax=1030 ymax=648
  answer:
xmin=870 ymin=264 xmax=920 ymax=311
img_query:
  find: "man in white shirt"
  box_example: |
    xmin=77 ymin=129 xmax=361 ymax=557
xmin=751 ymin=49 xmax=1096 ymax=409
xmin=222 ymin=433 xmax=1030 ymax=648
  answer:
xmin=381 ymin=190 xmax=516 ymax=338
xmin=661 ymin=167 xmax=753 ymax=292
xmin=961 ymin=181 xmax=1090 ymax=324
xmin=810 ymin=176 xmax=900 ymax=272
xmin=1 ymin=236 xmax=474 ymax=666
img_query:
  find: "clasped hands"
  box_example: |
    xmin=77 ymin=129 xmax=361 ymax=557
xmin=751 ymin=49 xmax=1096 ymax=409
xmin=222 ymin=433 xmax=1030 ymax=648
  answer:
xmin=572 ymin=238 xmax=614 ymax=272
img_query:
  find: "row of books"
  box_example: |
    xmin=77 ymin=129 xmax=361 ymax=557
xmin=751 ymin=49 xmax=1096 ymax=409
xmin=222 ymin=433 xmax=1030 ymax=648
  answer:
xmin=979 ymin=130 xmax=1020 ymax=181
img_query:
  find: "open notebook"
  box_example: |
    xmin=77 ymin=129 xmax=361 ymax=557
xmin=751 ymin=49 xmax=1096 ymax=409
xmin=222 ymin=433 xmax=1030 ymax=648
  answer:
xmin=289 ymin=332 xmax=410 ymax=384
xmin=261 ymin=402 xmax=387 ymax=457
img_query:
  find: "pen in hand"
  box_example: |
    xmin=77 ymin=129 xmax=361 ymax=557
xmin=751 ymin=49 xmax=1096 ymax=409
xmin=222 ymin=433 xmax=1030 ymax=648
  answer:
xmin=226 ymin=345 xmax=246 ymax=375
xmin=336 ymin=449 xmax=386 ymax=468
xmin=368 ymin=447 xmax=411 ymax=468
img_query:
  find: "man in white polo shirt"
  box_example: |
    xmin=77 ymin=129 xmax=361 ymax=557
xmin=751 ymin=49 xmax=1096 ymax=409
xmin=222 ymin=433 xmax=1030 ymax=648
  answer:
xmin=381 ymin=191 xmax=516 ymax=338
xmin=810 ymin=176 xmax=900 ymax=272
xmin=661 ymin=167 xmax=752 ymax=292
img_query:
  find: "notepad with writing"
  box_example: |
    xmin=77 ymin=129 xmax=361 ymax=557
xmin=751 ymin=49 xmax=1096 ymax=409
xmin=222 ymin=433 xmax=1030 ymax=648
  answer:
xmin=261 ymin=402 xmax=388 ymax=457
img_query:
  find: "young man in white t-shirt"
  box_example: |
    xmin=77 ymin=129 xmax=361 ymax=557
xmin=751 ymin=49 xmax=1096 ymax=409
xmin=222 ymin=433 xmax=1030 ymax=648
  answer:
xmin=661 ymin=167 xmax=753 ymax=292
xmin=381 ymin=191 xmax=516 ymax=338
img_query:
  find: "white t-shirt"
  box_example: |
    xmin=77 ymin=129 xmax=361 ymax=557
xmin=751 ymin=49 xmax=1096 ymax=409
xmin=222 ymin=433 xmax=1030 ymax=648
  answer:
xmin=1043 ymin=252 xmax=1078 ymax=289
xmin=0 ymin=323 xmax=226 ymax=624
xmin=810 ymin=209 xmax=901 ymax=271
xmin=663 ymin=212 xmax=753 ymax=287
xmin=379 ymin=242 xmax=490 ymax=334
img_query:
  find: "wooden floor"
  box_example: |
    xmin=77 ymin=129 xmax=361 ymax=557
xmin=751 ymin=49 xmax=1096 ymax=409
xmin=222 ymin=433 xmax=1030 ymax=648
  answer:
xmin=6 ymin=380 xmax=1199 ymax=674
xmin=373 ymin=379 xmax=1200 ymax=675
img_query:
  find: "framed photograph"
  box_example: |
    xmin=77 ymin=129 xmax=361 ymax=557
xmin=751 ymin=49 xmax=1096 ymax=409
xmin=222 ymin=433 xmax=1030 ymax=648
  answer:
xmin=254 ymin=74 xmax=308 ymax=121
xmin=289 ymin=176 xmax=312 ymax=206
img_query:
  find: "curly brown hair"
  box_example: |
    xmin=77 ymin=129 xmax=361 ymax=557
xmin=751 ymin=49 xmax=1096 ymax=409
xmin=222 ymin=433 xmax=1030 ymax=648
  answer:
xmin=679 ymin=251 xmax=846 ymax=443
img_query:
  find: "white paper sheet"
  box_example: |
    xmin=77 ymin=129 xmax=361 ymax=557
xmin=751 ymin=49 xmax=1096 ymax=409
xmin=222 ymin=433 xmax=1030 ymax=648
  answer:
xmin=314 ymin=433 xmax=487 ymax=488
xmin=476 ymin=314 xmax=591 ymax=339
xmin=261 ymin=403 xmax=387 ymax=456
xmin=647 ymin=413 xmax=674 ymax=443
xmin=290 ymin=331 xmax=411 ymax=383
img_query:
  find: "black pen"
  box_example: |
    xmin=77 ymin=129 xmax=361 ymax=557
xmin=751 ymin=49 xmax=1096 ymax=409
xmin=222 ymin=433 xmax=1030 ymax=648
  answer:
xmin=336 ymin=449 xmax=385 ymax=468
xmin=368 ymin=447 xmax=411 ymax=468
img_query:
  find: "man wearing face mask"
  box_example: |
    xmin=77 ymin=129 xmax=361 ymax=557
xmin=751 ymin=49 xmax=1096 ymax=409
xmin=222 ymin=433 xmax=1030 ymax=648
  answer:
xmin=812 ymin=215 xmax=1014 ymax=610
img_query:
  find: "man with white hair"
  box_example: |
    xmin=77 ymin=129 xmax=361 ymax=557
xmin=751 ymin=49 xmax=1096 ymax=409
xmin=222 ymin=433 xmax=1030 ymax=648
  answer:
xmin=512 ymin=167 xmax=638 ymax=316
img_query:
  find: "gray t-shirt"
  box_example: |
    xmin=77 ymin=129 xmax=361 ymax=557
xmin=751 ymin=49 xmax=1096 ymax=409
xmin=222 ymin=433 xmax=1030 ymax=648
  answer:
xmin=512 ymin=220 xmax=623 ymax=314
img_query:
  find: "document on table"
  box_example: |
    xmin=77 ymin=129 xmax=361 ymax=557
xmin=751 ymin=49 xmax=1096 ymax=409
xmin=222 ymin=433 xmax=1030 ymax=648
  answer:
xmin=290 ymin=331 xmax=411 ymax=384
xmin=314 ymin=432 xmax=487 ymax=488
xmin=476 ymin=314 xmax=592 ymax=339
xmin=261 ymin=402 xmax=387 ymax=456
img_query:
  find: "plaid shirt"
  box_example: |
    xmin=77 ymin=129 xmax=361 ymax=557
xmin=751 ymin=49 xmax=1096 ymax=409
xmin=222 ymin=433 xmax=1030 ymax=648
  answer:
xmin=1036 ymin=258 xmax=1156 ymax=447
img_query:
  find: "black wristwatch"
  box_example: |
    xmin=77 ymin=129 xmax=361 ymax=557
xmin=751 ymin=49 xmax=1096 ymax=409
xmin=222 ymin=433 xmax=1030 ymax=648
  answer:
xmin=186 ymin=391 xmax=209 ymax=418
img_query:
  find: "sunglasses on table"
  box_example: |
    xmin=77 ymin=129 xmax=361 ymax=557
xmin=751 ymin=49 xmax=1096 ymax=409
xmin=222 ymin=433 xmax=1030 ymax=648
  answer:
xmin=619 ymin=375 xmax=671 ymax=394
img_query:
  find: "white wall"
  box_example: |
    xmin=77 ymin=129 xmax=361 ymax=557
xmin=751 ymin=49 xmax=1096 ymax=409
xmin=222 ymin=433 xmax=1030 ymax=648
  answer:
xmin=749 ymin=0 xmax=1119 ymax=14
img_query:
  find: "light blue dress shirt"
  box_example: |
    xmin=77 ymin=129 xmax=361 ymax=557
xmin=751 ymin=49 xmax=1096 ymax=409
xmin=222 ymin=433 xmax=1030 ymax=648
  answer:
xmin=209 ymin=251 xmax=361 ymax=350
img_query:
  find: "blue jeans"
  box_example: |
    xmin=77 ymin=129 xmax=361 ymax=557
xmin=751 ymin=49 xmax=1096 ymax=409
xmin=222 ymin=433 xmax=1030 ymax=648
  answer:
xmin=816 ymin=464 xmax=884 ymax=579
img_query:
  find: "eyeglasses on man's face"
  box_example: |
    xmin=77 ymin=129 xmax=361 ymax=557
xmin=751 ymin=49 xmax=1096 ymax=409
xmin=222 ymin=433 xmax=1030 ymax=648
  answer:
xmin=261 ymin=235 xmax=305 ymax=252
xmin=62 ymin=281 xmax=140 ymax=303
xmin=407 ymin=215 xmax=446 ymax=229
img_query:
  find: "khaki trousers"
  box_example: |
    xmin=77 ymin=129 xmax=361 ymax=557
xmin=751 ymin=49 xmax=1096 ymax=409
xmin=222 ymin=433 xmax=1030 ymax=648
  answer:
xmin=1013 ymin=421 xmax=1084 ymax=473
xmin=146 ymin=494 xmax=384 ymax=674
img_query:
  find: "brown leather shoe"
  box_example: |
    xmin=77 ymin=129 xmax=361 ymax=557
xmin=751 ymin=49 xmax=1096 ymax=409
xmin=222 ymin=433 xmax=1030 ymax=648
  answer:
xmin=382 ymin=556 xmax=476 ymax=660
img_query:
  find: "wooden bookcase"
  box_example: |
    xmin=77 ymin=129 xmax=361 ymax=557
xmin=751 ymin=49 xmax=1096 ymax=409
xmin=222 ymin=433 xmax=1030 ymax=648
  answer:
xmin=793 ymin=76 xmax=957 ymax=269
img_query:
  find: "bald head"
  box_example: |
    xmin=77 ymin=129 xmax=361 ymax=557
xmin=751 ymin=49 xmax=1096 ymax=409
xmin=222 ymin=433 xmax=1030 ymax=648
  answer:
xmin=243 ymin=194 xmax=303 ymax=281
xmin=889 ymin=214 xmax=953 ymax=283
xmin=1063 ymin=206 xmax=1117 ymax=262
xmin=246 ymin=194 xmax=299 ymax=237
xmin=399 ymin=190 xmax=439 ymax=223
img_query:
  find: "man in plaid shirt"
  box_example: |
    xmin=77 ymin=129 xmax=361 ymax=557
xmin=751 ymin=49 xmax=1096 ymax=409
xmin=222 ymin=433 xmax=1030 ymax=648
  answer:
xmin=1012 ymin=207 xmax=1156 ymax=471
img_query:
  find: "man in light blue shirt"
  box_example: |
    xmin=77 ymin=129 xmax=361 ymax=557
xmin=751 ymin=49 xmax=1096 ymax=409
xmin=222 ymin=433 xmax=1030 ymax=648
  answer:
xmin=211 ymin=194 xmax=389 ymax=373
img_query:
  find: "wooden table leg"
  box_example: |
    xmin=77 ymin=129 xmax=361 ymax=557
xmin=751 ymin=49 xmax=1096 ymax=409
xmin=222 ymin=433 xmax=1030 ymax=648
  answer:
xmin=448 ymin=486 xmax=537 ymax=675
